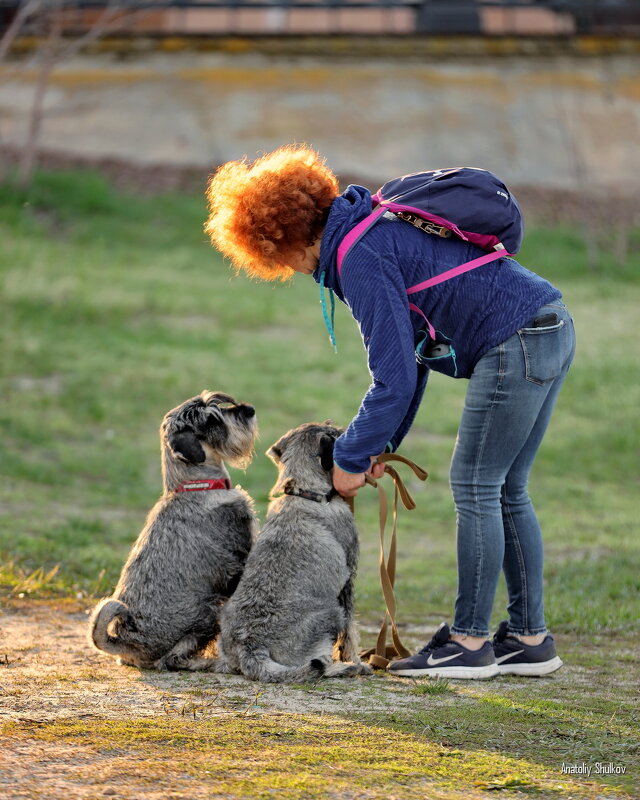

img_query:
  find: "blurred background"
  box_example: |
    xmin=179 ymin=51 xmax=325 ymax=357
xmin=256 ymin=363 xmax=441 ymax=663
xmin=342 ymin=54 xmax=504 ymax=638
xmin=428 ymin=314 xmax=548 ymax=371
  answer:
xmin=0 ymin=1 xmax=638 ymax=639
xmin=2 ymin=1 xmax=640 ymax=197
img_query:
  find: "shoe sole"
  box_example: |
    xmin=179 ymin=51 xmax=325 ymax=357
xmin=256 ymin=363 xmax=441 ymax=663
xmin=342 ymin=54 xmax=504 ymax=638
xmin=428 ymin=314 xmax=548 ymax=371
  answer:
xmin=498 ymin=656 xmax=563 ymax=676
xmin=389 ymin=663 xmax=499 ymax=680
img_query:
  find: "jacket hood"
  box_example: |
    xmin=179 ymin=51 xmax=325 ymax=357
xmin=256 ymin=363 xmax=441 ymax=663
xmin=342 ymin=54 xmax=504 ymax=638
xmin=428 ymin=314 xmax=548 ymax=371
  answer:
xmin=313 ymin=184 xmax=373 ymax=301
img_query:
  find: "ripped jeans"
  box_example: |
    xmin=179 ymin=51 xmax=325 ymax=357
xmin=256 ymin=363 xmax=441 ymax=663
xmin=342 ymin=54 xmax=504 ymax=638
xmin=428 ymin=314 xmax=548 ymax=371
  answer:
xmin=449 ymin=302 xmax=576 ymax=638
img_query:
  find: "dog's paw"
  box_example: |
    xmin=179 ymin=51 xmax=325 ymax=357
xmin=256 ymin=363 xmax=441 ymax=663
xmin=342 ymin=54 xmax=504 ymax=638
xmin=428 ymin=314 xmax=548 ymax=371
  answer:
xmin=324 ymin=661 xmax=372 ymax=679
xmin=156 ymin=653 xmax=211 ymax=672
xmin=340 ymin=664 xmax=364 ymax=678
xmin=155 ymin=652 xmax=190 ymax=671
xmin=187 ymin=657 xmax=220 ymax=672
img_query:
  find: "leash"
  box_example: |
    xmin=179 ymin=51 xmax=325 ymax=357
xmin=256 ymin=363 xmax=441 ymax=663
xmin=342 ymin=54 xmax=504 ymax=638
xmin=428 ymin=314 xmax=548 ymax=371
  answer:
xmin=354 ymin=453 xmax=428 ymax=669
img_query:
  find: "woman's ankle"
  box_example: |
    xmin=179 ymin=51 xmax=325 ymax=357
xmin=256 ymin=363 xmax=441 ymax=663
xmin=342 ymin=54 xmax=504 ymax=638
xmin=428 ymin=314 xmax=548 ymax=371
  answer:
xmin=516 ymin=633 xmax=546 ymax=646
xmin=450 ymin=634 xmax=488 ymax=651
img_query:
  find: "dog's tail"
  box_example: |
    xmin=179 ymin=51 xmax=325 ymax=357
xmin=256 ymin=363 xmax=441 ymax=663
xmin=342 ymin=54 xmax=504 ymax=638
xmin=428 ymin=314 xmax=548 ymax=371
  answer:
xmin=237 ymin=648 xmax=326 ymax=684
xmin=88 ymin=598 xmax=144 ymax=662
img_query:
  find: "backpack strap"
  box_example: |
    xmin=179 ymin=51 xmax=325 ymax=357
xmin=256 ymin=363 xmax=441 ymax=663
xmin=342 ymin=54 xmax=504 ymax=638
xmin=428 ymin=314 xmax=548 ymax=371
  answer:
xmin=405 ymin=247 xmax=510 ymax=295
xmin=408 ymin=303 xmax=436 ymax=341
xmin=337 ymin=205 xmax=386 ymax=276
xmin=336 ymin=205 xmax=513 ymax=345
xmin=406 ymin=248 xmax=510 ymax=342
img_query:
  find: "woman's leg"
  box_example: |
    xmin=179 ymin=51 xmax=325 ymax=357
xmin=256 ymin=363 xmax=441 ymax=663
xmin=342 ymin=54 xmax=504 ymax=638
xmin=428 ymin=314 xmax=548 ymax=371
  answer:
xmin=501 ymin=311 xmax=576 ymax=636
xmin=499 ymin=383 xmax=564 ymax=636
xmin=450 ymin=304 xmax=575 ymax=638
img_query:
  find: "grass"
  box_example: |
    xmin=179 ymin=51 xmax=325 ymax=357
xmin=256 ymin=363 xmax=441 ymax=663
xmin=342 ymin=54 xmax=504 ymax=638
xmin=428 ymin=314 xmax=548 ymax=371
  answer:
xmin=0 ymin=711 xmax=631 ymax=799
xmin=409 ymin=677 xmax=454 ymax=695
xmin=1 ymin=168 xmax=638 ymax=632
xmin=1 ymin=602 xmax=637 ymax=797
xmin=0 ymin=169 xmax=639 ymax=798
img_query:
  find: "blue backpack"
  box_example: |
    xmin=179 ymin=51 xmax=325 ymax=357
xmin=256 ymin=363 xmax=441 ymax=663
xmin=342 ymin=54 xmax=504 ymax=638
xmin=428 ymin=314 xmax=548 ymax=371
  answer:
xmin=333 ymin=167 xmax=524 ymax=344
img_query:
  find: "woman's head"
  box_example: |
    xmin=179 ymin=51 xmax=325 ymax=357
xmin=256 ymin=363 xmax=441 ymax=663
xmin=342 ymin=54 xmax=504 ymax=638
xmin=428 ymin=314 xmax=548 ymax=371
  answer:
xmin=205 ymin=144 xmax=340 ymax=281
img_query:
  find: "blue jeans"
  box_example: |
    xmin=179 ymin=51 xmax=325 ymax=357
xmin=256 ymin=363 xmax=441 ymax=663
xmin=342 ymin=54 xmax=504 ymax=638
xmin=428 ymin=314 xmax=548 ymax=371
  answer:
xmin=449 ymin=301 xmax=576 ymax=638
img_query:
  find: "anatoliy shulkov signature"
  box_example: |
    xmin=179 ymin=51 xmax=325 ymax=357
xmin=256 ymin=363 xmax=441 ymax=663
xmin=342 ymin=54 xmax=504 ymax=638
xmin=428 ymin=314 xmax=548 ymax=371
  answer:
xmin=562 ymin=762 xmax=627 ymax=777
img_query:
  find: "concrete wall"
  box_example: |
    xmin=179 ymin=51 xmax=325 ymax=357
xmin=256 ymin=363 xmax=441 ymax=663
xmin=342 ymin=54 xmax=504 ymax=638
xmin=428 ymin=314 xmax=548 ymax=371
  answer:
xmin=1 ymin=38 xmax=638 ymax=190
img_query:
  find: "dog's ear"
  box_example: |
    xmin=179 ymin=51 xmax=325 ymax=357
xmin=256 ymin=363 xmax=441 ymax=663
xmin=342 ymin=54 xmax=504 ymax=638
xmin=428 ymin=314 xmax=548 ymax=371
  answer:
xmin=318 ymin=434 xmax=335 ymax=472
xmin=168 ymin=429 xmax=206 ymax=464
xmin=267 ymin=431 xmax=290 ymax=464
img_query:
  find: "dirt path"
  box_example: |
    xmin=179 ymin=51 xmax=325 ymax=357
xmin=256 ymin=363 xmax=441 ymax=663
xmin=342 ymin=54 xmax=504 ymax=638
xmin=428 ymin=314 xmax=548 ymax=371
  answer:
xmin=1 ymin=600 xmax=637 ymax=800
xmin=0 ymin=600 xmax=428 ymax=721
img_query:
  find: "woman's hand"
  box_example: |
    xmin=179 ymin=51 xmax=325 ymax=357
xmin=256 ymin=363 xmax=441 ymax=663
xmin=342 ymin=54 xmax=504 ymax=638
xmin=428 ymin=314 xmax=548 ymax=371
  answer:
xmin=332 ymin=455 xmax=386 ymax=498
xmin=369 ymin=457 xmax=386 ymax=480
xmin=332 ymin=464 xmax=365 ymax=498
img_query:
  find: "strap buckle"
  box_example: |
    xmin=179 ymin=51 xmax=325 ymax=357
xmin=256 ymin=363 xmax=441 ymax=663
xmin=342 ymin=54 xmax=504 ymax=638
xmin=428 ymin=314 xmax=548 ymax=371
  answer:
xmin=396 ymin=212 xmax=452 ymax=239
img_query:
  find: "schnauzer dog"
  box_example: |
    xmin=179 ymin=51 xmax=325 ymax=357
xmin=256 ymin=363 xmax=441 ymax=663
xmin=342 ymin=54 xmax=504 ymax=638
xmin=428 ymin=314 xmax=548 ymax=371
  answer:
xmin=213 ymin=421 xmax=372 ymax=683
xmin=89 ymin=390 xmax=258 ymax=670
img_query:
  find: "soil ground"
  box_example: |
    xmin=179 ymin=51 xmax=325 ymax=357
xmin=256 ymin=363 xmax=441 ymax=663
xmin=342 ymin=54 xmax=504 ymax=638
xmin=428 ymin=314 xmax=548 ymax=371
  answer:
xmin=1 ymin=599 xmax=637 ymax=800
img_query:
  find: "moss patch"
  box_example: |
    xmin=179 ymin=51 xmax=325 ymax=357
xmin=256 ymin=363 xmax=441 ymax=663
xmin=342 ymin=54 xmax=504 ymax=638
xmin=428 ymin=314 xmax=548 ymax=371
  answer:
xmin=1 ymin=715 xmax=629 ymax=800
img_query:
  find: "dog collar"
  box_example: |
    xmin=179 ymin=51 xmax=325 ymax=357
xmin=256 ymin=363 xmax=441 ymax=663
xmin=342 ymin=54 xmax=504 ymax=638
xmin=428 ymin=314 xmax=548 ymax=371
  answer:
xmin=283 ymin=486 xmax=338 ymax=503
xmin=174 ymin=478 xmax=231 ymax=493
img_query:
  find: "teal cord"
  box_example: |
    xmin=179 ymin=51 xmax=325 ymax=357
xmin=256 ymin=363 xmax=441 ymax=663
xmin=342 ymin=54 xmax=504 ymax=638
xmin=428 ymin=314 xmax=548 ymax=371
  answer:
xmin=329 ymin=285 xmax=336 ymax=343
xmin=436 ymin=329 xmax=458 ymax=378
xmin=450 ymin=345 xmax=458 ymax=378
xmin=319 ymin=272 xmax=337 ymax=352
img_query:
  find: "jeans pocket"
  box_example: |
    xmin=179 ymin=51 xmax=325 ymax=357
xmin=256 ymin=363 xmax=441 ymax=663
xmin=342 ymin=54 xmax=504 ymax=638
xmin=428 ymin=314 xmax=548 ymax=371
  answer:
xmin=517 ymin=318 xmax=567 ymax=385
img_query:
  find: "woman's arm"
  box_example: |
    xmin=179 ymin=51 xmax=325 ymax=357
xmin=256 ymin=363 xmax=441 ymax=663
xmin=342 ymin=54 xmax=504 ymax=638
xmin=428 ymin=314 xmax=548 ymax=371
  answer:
xmin=387 ymin=362 xmax=429 ymax=452
xmin=333 ymin=245 xmax=421 ymax=476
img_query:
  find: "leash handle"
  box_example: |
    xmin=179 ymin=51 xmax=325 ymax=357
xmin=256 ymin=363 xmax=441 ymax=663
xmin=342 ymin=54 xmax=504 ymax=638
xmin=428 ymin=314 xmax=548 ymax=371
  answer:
xmin=378 ymin=453 xmax=428 ymax=510
xmin=377 ymin=479 xmax=411 ymax=662
xmin=365 ymin=454 xmax=428 ymax=510
xmin=359 ymin=454 xmax=428 ymax=668
xmin=377 ymin=451 xmax=429 ymax=478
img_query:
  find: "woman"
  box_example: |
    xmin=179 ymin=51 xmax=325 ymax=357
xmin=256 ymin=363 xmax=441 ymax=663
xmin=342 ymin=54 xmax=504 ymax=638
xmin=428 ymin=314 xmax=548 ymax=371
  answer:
xmin=205 ymin=144 xmax=575 ymax=680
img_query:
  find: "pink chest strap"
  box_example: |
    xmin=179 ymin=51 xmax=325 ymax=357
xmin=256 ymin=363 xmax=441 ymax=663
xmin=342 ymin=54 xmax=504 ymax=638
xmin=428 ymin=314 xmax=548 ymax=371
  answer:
xmin=406 ymin=248 xmax=509 ymax=340
xmin=337 ymin=207 xmax=511 ymax=342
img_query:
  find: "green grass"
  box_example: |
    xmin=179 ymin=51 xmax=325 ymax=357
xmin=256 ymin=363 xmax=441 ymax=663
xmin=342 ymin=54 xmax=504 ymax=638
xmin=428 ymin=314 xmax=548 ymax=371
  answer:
xmin=0 ymin=711 xmax=631 ymax=799
xmin=0 ymin=172 xmax=639 ymax=798
xmin=1 ymin=168 xmax=639 ymax=635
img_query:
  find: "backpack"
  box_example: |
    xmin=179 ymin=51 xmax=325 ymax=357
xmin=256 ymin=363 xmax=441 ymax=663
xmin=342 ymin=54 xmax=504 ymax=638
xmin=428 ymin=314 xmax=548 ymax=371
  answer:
xmin=335 ymin=167 xmax=524 ymax=343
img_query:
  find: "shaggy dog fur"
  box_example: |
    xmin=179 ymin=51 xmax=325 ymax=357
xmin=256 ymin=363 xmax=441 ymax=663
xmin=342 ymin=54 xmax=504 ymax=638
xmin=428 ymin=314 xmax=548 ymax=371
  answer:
xmin=213 ymin=422 xmax=372 ymax=683
xmin=88 ymin=391 xmax=257 ymax=670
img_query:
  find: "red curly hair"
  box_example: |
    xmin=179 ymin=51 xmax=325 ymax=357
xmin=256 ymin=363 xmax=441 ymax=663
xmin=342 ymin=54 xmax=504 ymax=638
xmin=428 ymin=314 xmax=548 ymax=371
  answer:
xmin=205 ymin=145 xmax=340 ymax=281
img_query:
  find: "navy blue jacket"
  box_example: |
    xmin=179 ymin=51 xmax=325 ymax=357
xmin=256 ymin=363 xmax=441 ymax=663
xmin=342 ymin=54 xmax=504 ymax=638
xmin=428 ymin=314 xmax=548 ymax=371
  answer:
xmin=313 ymin=185 xmax=561 ymax=474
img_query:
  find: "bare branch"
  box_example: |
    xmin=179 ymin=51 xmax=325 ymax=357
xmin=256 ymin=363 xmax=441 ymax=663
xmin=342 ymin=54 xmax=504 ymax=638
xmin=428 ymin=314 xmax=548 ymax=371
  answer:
xmin=2 ymin=0 xmax=168 ymax=185
xmin=59 ymin=0 xmax=156 ymax=60
xmin=17 ymin=3 xmax=64 ymax=185
xmin=0 ymin=0 xmax=43 ymax=62
xmin=1 ymin=1 xmax=168 ymax=65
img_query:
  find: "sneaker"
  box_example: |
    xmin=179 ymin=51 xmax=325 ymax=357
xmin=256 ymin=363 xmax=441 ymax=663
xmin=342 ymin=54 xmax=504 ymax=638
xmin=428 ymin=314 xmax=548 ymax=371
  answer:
xmin=387 ymin=622 xmax=499 ymax=680
xmin=492 ymin=620 xmax=563 ymax=676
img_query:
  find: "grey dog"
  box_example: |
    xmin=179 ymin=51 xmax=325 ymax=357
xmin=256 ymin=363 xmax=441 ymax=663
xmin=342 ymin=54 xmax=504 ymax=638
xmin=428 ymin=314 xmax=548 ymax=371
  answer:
xmin=88 ymin=390 xmax=258 ymax=670
xmin=213 ymin=421 xmax=372 ymax=683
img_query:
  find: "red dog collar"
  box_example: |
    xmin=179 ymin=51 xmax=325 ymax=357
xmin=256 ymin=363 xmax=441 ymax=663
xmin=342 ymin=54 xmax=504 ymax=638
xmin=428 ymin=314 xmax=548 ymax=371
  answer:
xmin=174 ymin=478 xmax=231 ymax=493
